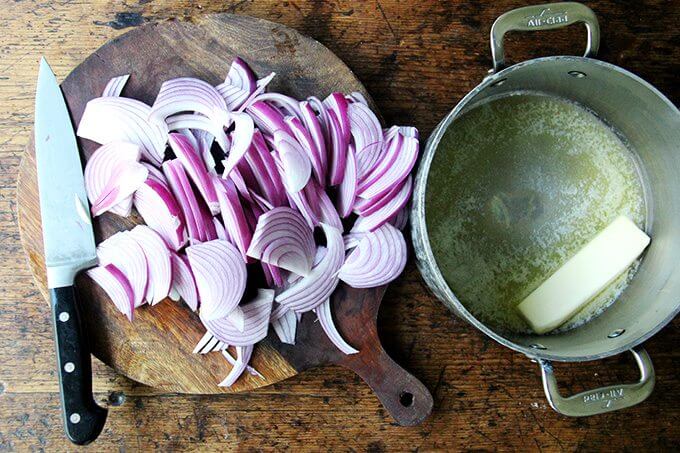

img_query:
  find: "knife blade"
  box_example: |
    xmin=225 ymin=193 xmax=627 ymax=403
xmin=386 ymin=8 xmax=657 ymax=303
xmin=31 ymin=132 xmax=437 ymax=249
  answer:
xmin=35 ymin=57 xmax=108 ymax=445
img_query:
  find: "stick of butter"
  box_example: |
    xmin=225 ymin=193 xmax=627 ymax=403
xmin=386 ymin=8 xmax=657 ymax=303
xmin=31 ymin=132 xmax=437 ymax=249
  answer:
xmin=517 ymin=216 xmax=650 ymax=334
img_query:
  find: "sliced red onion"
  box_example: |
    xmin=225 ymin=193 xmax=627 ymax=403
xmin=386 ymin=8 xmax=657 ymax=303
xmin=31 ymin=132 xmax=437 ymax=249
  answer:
xmin=163 ymin=159 xmax=202 ymax=243
xmin=91 ymin=161 xmax=148 ymax=217
xmin=339 ymin=223 xmax=407 ymax=288
xmin=201 ymin=289 xmax=274 ymax=346
xmin=398 ymin=126 xmax=419 ymax=139
xmin=326 ymin=109 xmax=347 ymax=186
xmin=237 ymin=72 xmax=277 ymax=112
xmin=247 ymin=207 xmax=315 ymax=276
xmin=150 ymin=77 xmax=229 ymax=127
xmin=193 ymin=332 xmax=227 ymax=354
xmin=222 ymin=112 xmax=255 ymax=177
xmin=254 ymin=93 xmax=302 ymax=118
xmin=299 ymin=101 xmax=327 ymax=180
xmin=168 ymin=133 xmax=220 ymax=215
xmin=222 ymin=346 xmax=263 ymax=378
xmin=246 ymin=101 xmax=290 ymax=136
xmin=84 ymin=141 xmax=142 ymax=218
xmin=347 ymin=91 xmax=368 ymax=105
xmin=335 ymin=144 xmax=357 ymax=218
xmin=170 ymin=251 xmax=198 ymax=312
xmin=389 ymin=207 xmax=409 ymax=230
xmin=218 ymin=345 xmax=253 ymax=387
xmin=353 ymin=172 xmax=408 ymax=218
xmin=286 ymin=183 xmax=320 ymax=229
xmin=285 ymin=115 xmax=324 ymax=183
xmin=317 ymin=184 xmax=343 ymax=230
xmin=348 ymin=102 xmax=382 ymax=155
xmin=314 ymin=299 xmax=358 ymax=354
xmin=351 ymin=176 xmax=412 ymax=233
xmin=273 ymin=130 xmax=311 ymax=193
xmin=77 ymin=97 xmax=168 ymax=165
xmin=357 ymin=134 xmax=418 ymax=199
xmin=270 ymin=304 xmax=296 ymax=345
xmin=214 ymin=177 xmax=252 ymax=260
xmin=187 ymin=239 xmax=246 ymax=320
xmin=134 ymin=178 xmax=187 ymax=250
xmin=228 ymin=166 xmax=255 ymax=206
xmin=323 ymin=92 xmax=351 ymax=143
xmin=87 ymin=264 xmax=135 ymax=321
xmin=275 ymin=223 xmax=343 ymax=313
xmin=102 ymin=74 xmax=130 ymax=97
xmin=243 ymin=130 xmax=286 ymax=207
xmin=225 ymin=56 xmax=257 ymax=93
xmin=213 ymin=217 xmax=230 ymax=241
xmin=216 ymin=83 xmax=250 ymax=113
xmin=96 ymin=232 xmax=148 ymax=308
xmin=307 ymin=96 xmax=330 ymax=132
xmin=167 ymin=114 xmax=229 ymax=151
xmin=129 ymin=225 xmax=172 ymax=305
xmin=343 ymin=232 xmax=363 ymax=250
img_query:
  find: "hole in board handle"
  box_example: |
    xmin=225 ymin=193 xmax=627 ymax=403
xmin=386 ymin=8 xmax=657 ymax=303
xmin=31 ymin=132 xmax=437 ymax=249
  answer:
xmin=399 ymin=391 xmax=414 ymax=407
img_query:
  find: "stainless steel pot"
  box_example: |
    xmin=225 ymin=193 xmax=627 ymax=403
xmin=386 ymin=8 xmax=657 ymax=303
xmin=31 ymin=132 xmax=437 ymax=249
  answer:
xmin=411 ymin=2 xmax=680 ymax=416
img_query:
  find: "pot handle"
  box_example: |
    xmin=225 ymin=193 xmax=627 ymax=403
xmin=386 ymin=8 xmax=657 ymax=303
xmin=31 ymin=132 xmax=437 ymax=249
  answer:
xmin=490 ymin=2 xmax=600 ymax=73
xmin=538 ymin=346 xmax=655 ymax=417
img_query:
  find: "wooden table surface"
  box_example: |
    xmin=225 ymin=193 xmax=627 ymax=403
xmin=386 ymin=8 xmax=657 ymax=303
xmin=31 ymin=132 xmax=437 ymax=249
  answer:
xmin=1 ymin=0 xmax=678 ymax=451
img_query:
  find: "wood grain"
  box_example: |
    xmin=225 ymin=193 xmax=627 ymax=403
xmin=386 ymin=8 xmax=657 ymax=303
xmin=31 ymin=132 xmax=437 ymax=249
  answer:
xmin=1 ymin=0 xmax=679 ymax=451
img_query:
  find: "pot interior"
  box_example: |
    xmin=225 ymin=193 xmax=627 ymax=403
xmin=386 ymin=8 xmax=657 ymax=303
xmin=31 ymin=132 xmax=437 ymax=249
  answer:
xmin=417 ymin=56 xmax=680 ymax=360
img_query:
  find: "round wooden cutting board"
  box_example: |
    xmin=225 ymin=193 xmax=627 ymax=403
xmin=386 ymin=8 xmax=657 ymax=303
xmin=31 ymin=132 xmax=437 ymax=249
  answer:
xmin=17 ymin=14 xmax=432 ymax=426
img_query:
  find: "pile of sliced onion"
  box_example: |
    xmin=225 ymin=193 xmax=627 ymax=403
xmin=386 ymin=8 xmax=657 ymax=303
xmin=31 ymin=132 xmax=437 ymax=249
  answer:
xmin=81 ymin=58 xmax=419 ymax=387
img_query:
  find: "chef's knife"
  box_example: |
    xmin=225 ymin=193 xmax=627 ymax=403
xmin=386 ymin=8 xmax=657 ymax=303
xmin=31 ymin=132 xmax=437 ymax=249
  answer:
xmin=34 ymin=57 xmax=108 ymax=445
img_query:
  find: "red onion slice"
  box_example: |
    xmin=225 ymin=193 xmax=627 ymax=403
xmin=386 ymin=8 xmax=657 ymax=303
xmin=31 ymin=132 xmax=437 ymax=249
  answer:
xmin=238 ymin=72 xmax=277 ymax=112
xmin=77 ymin=97 xmax=168 ymax=165
xmin=299 ymin=101 xmax=327 ymax=180
xmin=193 ymin=332 xmax=227 ymax=354
xmin=215 ymin=177 xmax=252 ymax=260
xmin=351 ymin=176 xmax=412 ymax=233
xmin=347 ymin=92 xmax=368 ymax=105
xmin=247 ymin=207 xmax=315 ymax=276
xmin=167 ymin=114 xmax=229 ymax=152
xmin=218 ymin=345 xmax=253 ymax=387
xmin=150 ymin=77 xmax=229 ymax=127
xmin=102 ymin=74 xmax=130 ymax=97
xmin=223 ymin=347 xmax=262 ymax=378
xmin=246 ymin=101 xmax=290 ymax=136
xmin=314 ymin=299 xmax=358 ymax=354
xmin=348 ymin=102 xmax=382 ymax=156
xmin=87 ymin=264 xmax=135 ymax=321
xmin=323 ymin=92 xmax=351 ymax=143
xmin=389 ymin=206 xmax=409 ymax=230
xmin=216 ymin=83 xmax=250 ymax=112
xmin=326 ymin=109 xmax=347 ymax=186
xmin=285 ymin=115 xmax=324 ymax=183
xmin=254 ymin=93 xmax=302 ymax=118
xmin=273 ymin=130 xmax=311 ymax=193
xmin=201 ymin=289 xmax=274 ymax=346
xmin=168 ymin=133 xmax=220 ymax=215
xmin=243 ymin=130 xmax=286 ymax=207
xmin=275 ymin=223 xmax=343 ymax=313
xmin=335 ymin=144 xmax=358 ymax=218
xmin=225 ymin=56 xmax=257 ymax=93
xmin=84 ymin=141 xmax=142 ymax=218
xmin=270 ymin=304 xmax=297 ymax=345
xmin=188 ymin=239 xmax=246 ymax=320
xmin=170 ymin=251 xmax=198 ymax=312
xmin=97 ymin=232 xmax=148 ymax=308
xmin=91 ymin=161 xmax=148 ymax=217
xmin=129 ymin=225 xmax=172 ymax=305
xmin=339 ymin=223 xmax=407 ymax=288
xmin=134 ymin=178 xmax=187 ymax=251
xmin=222 ymin=112 xmax=255 ymax=177
xmin=358 ymin=134 xmax=418 ymax=200
xmin=163 ymin=159 xmax=204 ymax=243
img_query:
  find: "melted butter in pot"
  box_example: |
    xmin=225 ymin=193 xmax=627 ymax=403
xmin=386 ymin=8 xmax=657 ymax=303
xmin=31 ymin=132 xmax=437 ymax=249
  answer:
xmin=425 ymin=93 xmax=647 ymax=334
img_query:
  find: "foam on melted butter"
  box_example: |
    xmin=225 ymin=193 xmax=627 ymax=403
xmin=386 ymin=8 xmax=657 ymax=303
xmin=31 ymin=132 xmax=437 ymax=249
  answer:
xmin=425 ymin=93 xmax=647 ymax=334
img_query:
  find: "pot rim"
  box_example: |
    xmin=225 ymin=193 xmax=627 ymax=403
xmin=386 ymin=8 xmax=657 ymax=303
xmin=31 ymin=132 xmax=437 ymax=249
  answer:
xmin=411 ymin=54 xmax=680 ymax=362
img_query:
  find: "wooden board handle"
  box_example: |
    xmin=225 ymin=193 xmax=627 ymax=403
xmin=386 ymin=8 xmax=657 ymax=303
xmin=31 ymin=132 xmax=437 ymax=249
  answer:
xmin=329 ymin=286 xmax=433 ymax=426
xmin=335 ymin=341 xmax=433 ymax=426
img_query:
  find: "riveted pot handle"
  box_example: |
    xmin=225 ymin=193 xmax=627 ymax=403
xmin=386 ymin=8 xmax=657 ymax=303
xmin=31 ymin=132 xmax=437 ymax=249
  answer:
xmin=538 ymin=346 xmax=655 ymax=417
xmin=490 ymin=2 xmax=600 ymax=72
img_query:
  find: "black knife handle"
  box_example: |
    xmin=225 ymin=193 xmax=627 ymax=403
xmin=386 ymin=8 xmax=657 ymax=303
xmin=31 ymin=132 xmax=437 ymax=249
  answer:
xmin=50 ymin=285 xmax=108 ymax=445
